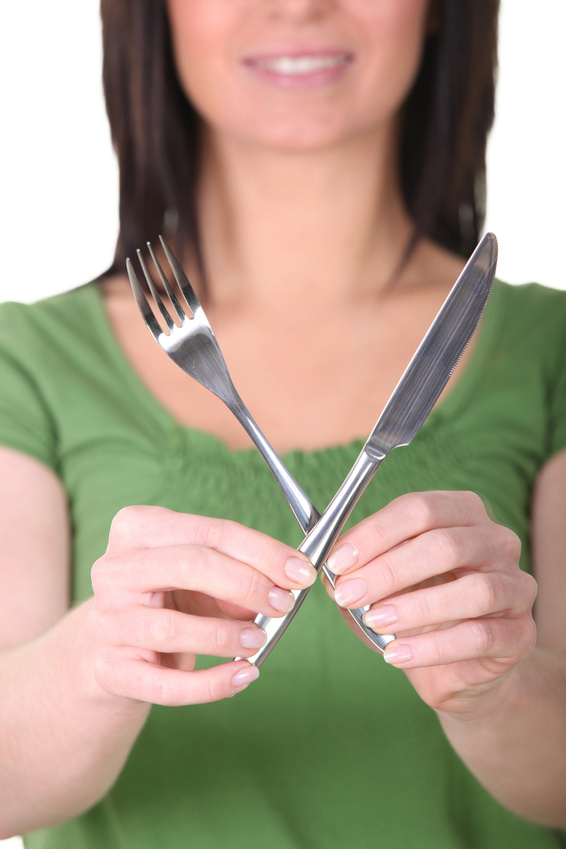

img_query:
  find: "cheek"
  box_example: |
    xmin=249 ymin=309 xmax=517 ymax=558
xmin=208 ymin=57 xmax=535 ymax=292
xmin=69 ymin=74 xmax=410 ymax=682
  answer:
xmin=347 ymin=0 xmax=431 ymax=30
xmin=166 ymin=0 xmax=235 ymax=41
xmin=353 ymin=0 xmax=430 ymax=66
xmin=165 ymin=0 xmax=235 ymax=113
xmin=354 ymin=0 xmax=430 ymax=107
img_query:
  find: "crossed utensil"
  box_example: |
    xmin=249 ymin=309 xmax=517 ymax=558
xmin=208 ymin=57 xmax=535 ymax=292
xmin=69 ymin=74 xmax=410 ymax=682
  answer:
xmin=127 ymin=233 xmax=497 ymax=667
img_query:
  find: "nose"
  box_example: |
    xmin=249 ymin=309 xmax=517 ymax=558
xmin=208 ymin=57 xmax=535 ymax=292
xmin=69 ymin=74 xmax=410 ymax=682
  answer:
xmin=264 ymin=0 xmax=334 ymax=23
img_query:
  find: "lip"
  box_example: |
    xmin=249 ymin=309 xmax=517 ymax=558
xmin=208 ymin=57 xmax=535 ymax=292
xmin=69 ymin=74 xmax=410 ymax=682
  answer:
xmin=241 ymin=46 xmax=355 ymax=90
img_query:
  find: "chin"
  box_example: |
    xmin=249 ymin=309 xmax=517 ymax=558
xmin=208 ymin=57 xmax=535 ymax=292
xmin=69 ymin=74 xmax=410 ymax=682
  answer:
xmin=222 ymin=111 xmax=361 ymax=153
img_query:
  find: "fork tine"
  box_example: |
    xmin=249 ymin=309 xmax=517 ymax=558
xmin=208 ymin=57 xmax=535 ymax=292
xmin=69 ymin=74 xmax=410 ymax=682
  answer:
xmin=159 ymin=235 xmax=202 ymax=315
xmin=126 ymin=258 xmax=164 ymax=342
xmin=146 ymin=242 xmax=186 ymax=323
xmin=136 ymin=249 xmax=176 ymax=333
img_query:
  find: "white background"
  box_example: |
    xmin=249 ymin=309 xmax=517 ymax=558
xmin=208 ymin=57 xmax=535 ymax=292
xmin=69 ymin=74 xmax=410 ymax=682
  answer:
xmin=0 ymin=2 xmax=564 ymax=847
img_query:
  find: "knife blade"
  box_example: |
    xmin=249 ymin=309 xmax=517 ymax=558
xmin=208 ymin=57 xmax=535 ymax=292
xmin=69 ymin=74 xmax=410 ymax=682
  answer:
xmin=239 ymin=231 xmax=498 ymax=668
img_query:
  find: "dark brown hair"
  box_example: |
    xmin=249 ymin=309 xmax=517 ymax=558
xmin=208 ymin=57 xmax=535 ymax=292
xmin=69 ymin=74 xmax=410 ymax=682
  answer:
xmin=100 ymin=0 xmax=499 ymax=276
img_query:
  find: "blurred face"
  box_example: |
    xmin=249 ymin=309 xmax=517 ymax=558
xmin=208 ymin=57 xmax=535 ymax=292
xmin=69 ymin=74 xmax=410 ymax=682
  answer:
xmin=166 ymin=0 xmax=431 ymax=150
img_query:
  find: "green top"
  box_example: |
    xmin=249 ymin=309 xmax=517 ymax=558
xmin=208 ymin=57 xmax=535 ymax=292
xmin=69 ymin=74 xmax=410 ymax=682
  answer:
xmin=0 ymin=279 xmax=565 ymax=848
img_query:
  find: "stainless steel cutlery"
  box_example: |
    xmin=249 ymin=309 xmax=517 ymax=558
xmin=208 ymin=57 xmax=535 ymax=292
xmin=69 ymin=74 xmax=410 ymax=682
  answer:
xmin=128 ymin=232 xmax=497 ymax=667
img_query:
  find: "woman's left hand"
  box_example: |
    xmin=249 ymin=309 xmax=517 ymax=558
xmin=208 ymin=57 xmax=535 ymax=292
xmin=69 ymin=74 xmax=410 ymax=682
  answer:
xmin=325 ymin=491 xmax=538 ymax=717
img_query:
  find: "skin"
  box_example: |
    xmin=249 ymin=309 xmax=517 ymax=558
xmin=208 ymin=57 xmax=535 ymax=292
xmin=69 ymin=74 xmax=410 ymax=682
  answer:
xmin=1 ymin=0 xmax=565 ymax=837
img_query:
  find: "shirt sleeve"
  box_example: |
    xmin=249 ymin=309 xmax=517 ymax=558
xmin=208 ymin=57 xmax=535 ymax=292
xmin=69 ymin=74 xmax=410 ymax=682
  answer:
xmin=544 ymin=286 xmax=566 ymax=461
xmin=0 ymin=302 xmax=58 ymax=471
xmin=548 ymin=349 xmax=566 ymax=460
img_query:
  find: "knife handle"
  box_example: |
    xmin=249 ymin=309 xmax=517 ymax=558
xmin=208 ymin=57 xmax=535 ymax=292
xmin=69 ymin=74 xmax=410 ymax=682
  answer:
xmin=349 ymin=607 xmax=396 ymax=651
xmin=322 ymin=571 xmax=397 ymax=653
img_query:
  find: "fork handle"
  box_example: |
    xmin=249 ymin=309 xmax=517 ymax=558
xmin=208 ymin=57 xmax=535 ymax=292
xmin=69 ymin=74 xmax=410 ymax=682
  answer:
xmin=229 ymin=400 xmax=318 ymax=532
xmin=238 ymin=449 xmax=396 ymax=668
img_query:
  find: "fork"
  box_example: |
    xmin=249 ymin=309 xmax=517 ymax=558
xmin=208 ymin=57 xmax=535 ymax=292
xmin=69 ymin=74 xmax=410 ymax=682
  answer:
xmin=126 ymin=237 xmax=394 ymax=659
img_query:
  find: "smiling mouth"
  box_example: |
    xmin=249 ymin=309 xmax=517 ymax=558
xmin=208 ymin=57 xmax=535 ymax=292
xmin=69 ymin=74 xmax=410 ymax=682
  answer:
xmin=248 ymin=53 xmax=353 ymax=76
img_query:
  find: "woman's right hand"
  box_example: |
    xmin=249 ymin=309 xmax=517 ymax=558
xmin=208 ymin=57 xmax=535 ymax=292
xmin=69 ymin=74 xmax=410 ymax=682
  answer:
xmin=87 ymin=505 xmax=316 ymax=706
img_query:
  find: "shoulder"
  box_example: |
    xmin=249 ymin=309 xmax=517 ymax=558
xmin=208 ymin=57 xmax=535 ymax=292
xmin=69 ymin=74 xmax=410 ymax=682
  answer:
xmin=489 ymin=280 xmax=566 ymax=357
xmin=492 ymin=279 xmax=566 ymax=322
xmin=0 ymin=283 xmax=104 ymax=366
xmin=0 ymin=282 xmax=116 ymax=470
xmin=490 ymin=281 xmax=566 ymax=460
xmin=0 ymin=282 xmax=109 ymax=413
xmin=0 ymin=282 xmax=99 ymax=336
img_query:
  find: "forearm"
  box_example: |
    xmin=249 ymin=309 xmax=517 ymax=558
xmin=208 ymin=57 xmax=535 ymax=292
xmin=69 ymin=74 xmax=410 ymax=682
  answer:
xmin=438 ymin=646 xmax=566 ymax=827
xmin=0 ymin=600 xmax=150 ymax=838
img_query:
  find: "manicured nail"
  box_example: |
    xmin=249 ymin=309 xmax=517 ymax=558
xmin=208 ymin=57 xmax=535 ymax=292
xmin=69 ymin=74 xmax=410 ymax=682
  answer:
xmin=231 ymin=665 xmax=260 ymax=689
xmin=327 ymin=543 xmax=359 ymax=575
xmin=240 ymin=627 xmax=267 ymax=650
xmin=268 ymin=587 xmax=295 ymax=614
xmin=334 ymin=578 xmax=367 ymax=608
xmin=364 ymin=604 xmax=398 ymax=630
xmin=284 ymin=556 xmax=316 ymax=586
xmin=383 ymin=644 xmax=413 ymax=665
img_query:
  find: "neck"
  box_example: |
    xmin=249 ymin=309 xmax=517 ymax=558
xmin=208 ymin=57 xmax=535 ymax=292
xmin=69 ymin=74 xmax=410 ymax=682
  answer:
xmin=195 ymin=126 xmax=414 ymax=316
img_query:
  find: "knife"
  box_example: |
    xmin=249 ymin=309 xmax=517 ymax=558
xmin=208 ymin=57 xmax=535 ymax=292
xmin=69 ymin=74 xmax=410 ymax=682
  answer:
xmin=238 ymin=232 xmax=498 ymax=668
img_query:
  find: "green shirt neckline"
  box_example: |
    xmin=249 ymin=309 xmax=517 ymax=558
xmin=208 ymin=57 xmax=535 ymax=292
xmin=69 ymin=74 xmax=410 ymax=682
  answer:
xmin=88 ymin=278 xmax=506 ymax=459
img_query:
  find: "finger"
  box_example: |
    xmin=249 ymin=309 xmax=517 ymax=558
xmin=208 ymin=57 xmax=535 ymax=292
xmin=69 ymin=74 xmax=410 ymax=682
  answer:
xmin=93 ymin=545 xmax=301 ymax=618
xmin=364 ymin=569 xmax=537 ymax=634
xmin=169 ymin=588 xmax=254 ymax=621
xmin=382 ymin=615 xmax=537 ymax=669
xmin=95 ymin=651 xmax=260 ymax=706
xmin=327 ymin=491 xmax=491 ymax=575
xmin=99 ymin=605 xmax=268 ymax=657
xmin=332 ymin=523 xmax=517 ymax=609
xmin=107 ymin=506 xmax=314 ymax=589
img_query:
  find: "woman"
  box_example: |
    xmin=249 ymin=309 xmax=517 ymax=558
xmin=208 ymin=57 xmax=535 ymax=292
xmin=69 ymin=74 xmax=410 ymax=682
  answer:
xmin=0 ymin=1 xmax=565 ymax=847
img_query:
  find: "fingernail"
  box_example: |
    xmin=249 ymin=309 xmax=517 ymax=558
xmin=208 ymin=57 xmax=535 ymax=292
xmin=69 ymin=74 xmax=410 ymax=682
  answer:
xmin=334 ymin=578 xmax=367 ymax=608
xmin=284 ymin=556 xmax=316 ymax=587
xmin=240 ymin=627 xmax=267 ymax=650
xmin=364 ymin=604 xmax=398 ymax=630
xmin=231 ymin=664 xmax=260 ymax=689
xmin=383 ymin=644 xmax=413 ymax=665
xmin=268 ymin=587 xmax=295 ymax=614
xmin=327 ymin=543 xmax=359 ymax=575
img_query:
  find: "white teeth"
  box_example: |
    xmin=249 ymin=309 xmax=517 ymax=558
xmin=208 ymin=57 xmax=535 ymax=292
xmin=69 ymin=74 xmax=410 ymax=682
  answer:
xmin=258 ymin=55 xmax=348 ymax=75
